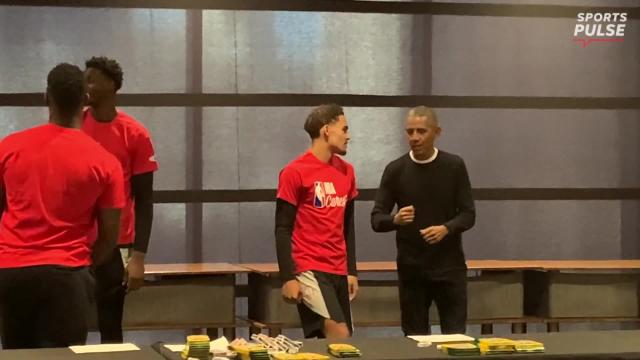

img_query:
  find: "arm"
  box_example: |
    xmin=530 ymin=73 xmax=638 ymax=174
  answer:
xmin=443 ymin=158 xmax=476 ymax=234
xmin=344 ymin=199 xmax=359 ymax=301
xmin=125 ymin=172 xmax=154 ymax=291
xmin=275 ymin=198 xmax=297 ymax=281
xmin=275 ymin=198 xmax=303 ymax=303
xmin=371 ymin=165 xmax=398 ymax=232
xmin=131 ymin=172 xmax=153 ymax=254
xmin=344 ymin=200 xmax=356 ymax=276
xmin=94 ymin=157 xmax=125 ymax=265
xmin=93 ymin=208 xmax=121 ymax=265
xmin=129 ymin=125 xmax=158 ymax=254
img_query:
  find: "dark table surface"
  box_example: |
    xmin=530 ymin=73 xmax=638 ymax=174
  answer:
xmin=0 ymin=346 xmax=164 ymax=360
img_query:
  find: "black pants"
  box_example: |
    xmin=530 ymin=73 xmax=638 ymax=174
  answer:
xmin=0 ymin=265 xmax=93 ymax=349
xmin=398 ymin=265 xmax=467 ymax=335
xmin=94 ymin=248 xmax=126 ymax=344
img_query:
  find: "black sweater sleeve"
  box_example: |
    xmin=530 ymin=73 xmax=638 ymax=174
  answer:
xmin=344 ymin=200 xmax=357 ymax=276
xmin=370 ymin=164 xmax=397 ymax=232
xmin=131 ymin=172 xmax=154 ymax=253
xmin=444 ymin=158 xmax=476 ymax=234
xmin=275 ymin=199 xmax=298 ymax=281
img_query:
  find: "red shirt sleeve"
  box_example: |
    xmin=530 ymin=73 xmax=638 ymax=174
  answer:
xmin=98 ymin=157 xmax=126 ymax=209
xmin=130 ymin=128 xmax=159 ymax=175
xmin=276 ymin=166 xmax=302 ymax=206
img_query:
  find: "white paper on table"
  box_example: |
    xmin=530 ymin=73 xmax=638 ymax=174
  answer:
xmin=210 ymin=336 xmax=230 ymax=352
xmin=69 ymin=343 xmax=140 ymax=354
xmin=163 ymin=344 xmax=185 ymax=352
xmin=408 ymin=334 xmax=474 ymax=343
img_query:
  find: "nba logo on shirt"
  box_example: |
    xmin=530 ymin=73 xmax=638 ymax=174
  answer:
xmin=313 ymin=181 xmax=337 ymax=208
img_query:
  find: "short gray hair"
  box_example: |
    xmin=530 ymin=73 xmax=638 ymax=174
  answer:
xmin=408 ymin=106 xmax=438 ymax=126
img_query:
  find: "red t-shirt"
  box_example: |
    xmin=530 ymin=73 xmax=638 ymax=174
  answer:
xmin=82 ymin=110 xmax=158 ymax=246
xmin=277 ymin=151 xmax=358 ymax=275
xmin=0 ymin=123 xmax=125 ymax=268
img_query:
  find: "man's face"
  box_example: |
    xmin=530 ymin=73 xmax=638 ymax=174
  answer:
xmin=405 ymin=115 xmax=440 ymax=158
xmin=325 ymin=115 xmax=350 ymax=156
xmin=85 ymin=68 xmax=115 ymax=106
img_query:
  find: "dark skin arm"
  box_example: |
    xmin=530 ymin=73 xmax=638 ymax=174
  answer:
xmin=93 ymin=208 xmax=121 ymax=265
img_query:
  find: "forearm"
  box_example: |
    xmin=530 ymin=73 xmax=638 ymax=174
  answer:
xmin=371 ymin=210 xmax=396 ymax=232
xmin=344 ymin=200 xmax=357 ymax=276
xmin=133 ymin=201 xmax=153 ymax=254
xmin=275 ymin=199 xmax=297 ymax=281
xmin=94 ymin=209 xmax=121 ymax=265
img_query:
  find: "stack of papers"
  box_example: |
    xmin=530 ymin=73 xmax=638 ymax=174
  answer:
xmin=513 ymin=340 xmax=545 ymax=353
xmin=439 ymin=343 xmax=481 ymax=356
xmin=181 ymin=335 xmax=210 ymax=360
xmin=230 ymin=343 xmax=269 ymax=360
xmin=408 ymin=334 xmax=475 ymax=344
xmin=477 ymin=338 xmax=516 ymax=355
xmin=272 ymin=352 xmax=330 ymax=360
xmin=328 ymin=344 xmax=362 ymax=358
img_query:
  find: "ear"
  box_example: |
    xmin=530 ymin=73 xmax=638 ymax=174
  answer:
xmin=323 ymin=124 xmax=330 ymax=137
xmin=435 ymin=126 xmax=442 ymax=137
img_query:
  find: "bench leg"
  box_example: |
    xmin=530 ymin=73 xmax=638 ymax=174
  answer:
xmin=480 ymin=323 xmax=493 ymax=335
xmin=249 ymin=326 xmax=262 ymax=335
xmin=223 ymin=327 xmax=236 ymax=339
xmin=511 ymin=322 xmax=527 ymax=334
xmin=547 ymin=322 xmax=559 ymax=332
xmin=206 ymin=328 xmax=219 ymax=338
xmin=268 ymin=327 xmax=282 ymax=337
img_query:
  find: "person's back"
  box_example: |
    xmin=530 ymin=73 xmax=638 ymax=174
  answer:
xmin=0 ymin=63 xmax=124 ymax=350
xmin=0 ymin=123 xmax=123 ymax=269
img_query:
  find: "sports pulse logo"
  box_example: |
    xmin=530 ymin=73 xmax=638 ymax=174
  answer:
xmin=313 ymin=181 xmax=347 ymax=208
xmin=573 ymin=12 xmax=627 ymax=48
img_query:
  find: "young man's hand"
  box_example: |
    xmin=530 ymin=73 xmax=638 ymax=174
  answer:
xmin=282 ymin=279 xmax=303 ymax=304
xmin=123 ymin=251 xmax=145 ymax=291
xmin=348 ymin=275 xmax=359 ymax=302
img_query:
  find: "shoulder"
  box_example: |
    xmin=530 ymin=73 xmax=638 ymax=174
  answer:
xmin=116 ymin=111 xmax=152 ymax=137
xmin=332 ymin=155 xmax=355 ymax=174
xmin=384 ymin=153 xmax=409 ymax=173
xmin=437 ymin=150 xmax=465 ymax=166
xmin=279 ymin=154 xmax=307 ymax=178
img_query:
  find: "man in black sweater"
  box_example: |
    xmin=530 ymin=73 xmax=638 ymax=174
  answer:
xmin=370 ymin=106 xmax=475 ymax=335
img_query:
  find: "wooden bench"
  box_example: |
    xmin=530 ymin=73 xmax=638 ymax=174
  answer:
xmin=101 ymin=263 xmax=249 ymax=338
xmin=240 ymin=261 xmax=536 ymax=335
xmin=522 ymin=260 xmax=640 ymax=332
xmin=97 ymin=260 xmax=640 ymax=336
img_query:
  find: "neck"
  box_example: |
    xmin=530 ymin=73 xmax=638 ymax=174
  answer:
xmin=49 ymin=113 xmax=81 ymax=129
xmin=310 ymin=141 xmax=333 ymax=163
xmin=91 ymin=98 xmax=117 ymax=122
xmin=413 ymin=146 xmax=435 ymax=161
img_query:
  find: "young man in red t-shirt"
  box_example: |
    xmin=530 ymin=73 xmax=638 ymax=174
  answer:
xmin=275 ymin=104 xmax=358 ymax=339
xmin=0 ymin=63 xmax=124 ymax=349
xmin=82 ymin=56 xmax=158 ymax=343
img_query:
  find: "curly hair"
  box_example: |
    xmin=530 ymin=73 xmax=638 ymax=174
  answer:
xmin=85 ymin=56 xmax=124 ymax=91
